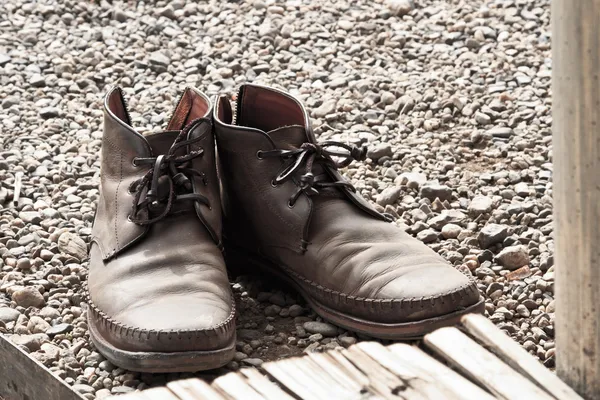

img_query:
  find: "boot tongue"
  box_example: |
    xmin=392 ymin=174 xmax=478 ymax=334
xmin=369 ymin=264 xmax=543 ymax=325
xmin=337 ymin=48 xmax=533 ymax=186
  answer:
xmin=266 ymin=125 xmax=311 ymax=149
xmin=145 ymin=131 xmax=179 ymax=155
xmin=143 ymin=130 xmax=193 ymax=215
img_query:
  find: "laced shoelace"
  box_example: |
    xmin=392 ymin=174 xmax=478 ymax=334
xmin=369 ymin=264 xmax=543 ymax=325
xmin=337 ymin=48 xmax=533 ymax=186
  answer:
xmin=128 ymin=129 xmax=210 ymax=225
xmin=257 ymin=141 xmax=368 ymax=208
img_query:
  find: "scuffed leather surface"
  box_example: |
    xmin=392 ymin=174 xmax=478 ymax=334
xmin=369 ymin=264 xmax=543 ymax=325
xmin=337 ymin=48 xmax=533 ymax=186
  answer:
xmin=268 ymin=199 xmax=479 ymax=322
xmin=214 ymin=85 xmax=480 ymax=323
xmin=92 ymin=89 xmax=151 ymax=260
xmin=188 ymin=120 xmax=222 ymax=245
xmin=89 ymin=88 xmax=234 ymax=352
xmin=88 ymin=214 xmax=234 ymax=352
xmin=215 ymin=122 xmax=310 ymax=254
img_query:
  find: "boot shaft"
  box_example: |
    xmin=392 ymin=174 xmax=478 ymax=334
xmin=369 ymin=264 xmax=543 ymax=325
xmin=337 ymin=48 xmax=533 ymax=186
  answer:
xmin=93 ymin=87 xmax=222 ymax=260
xmin=213 ymin=84 xmax=386 ymax=254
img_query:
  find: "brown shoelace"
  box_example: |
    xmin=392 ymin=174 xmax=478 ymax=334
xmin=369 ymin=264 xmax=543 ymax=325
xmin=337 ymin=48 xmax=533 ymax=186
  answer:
xmin=128 ymin=127 xmax=210 ymax=225
xmin=258 ymin=141 xmax=368 ymax=208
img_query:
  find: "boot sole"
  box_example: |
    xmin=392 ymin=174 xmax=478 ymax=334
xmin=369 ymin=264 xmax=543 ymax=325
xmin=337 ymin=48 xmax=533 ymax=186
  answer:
xmin=88 ymin=315 xmax=236 ymax=373
xmin=226 ymin=243 xmax=485 ymax=340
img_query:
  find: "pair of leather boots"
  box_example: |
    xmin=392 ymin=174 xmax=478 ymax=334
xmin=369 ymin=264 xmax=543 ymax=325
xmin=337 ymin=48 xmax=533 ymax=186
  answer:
xmin=87 ymin=84 xmax=483 ymax=372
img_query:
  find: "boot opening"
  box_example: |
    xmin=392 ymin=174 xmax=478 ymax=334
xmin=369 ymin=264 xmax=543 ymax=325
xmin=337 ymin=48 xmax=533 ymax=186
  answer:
xmin=106 ymin=88 xmax=131 ymax=126
xmin=236 ymin=84 xmax=305 ymax=132
xmin=216 ymin=96 xmax=233 ymax=125
xmin=166 ymin=88 xmax=210 ymax=131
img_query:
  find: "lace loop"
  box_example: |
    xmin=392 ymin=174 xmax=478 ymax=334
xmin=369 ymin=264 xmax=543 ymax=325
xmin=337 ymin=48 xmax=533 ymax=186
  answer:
xmin=260 ymin=140 xmax=367 ymax=206
xmin=128 ymin=130 xmax=210 ymax=225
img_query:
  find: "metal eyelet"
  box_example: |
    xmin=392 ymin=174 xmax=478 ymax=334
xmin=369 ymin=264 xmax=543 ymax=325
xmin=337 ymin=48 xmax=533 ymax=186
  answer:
xmin=288 ymin=200 xmax=295 ymax=208
xmin=271 ymin=179 xmax=279 ymax=188
xmin=127 ymin=215 xmax=133 ymax=222
xmin=132 ymin=158 xmax=139 ymax=167
xmin=127 ymin=183 xmax=136 ymax=195
xmin=256 ymin=150 xmax=263 ymax=160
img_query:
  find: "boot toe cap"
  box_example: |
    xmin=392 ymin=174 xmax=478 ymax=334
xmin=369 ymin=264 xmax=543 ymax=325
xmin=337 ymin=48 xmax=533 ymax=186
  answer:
xmin=88 ymin=291 xmax=236 ymax=353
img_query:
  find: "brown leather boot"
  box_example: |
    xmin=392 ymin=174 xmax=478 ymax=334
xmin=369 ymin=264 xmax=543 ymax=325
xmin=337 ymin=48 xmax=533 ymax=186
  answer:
xmin=87 ymin=87 xmax=235 ymax=372
xmin=214 ymin=84 xmax=483 ymax=339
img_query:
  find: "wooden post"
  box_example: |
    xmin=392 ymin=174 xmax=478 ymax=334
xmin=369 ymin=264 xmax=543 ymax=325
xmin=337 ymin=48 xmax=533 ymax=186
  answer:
xmin=553 ymin=0 xmax=600 ymax=398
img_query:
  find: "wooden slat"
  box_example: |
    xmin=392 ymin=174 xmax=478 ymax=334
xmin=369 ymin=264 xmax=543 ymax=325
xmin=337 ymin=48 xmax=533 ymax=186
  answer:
xmin=212 ymin=372 xmax=265 ymax=400
xmin=239 ymin=368 xmax=296 ymax=400
xmin=270 ymin=357 xmax=352 ymax=400
xmin=553 ymin=0 xmax=600 ymax=396
xmin=424 ymin=327 xmax=554 ymax=400
xmin=262 ymin=361 xmax=318 ymax=400
xmin=356 ymin=342 xmax=474 ymax=400
xmin=167 ymin=378 xmax=226 ymax=400
xmin=342 ymin=346 xmax=421 ymax=400
xmin=462 ymin=314 xmax=583 ymax=400
xmin=139 ymin=387 xmax=181 ymax=400
xmin=306 ymin=352 xmax=366 ymax=394
xmin=108 ymin=392 xmax=150 ymax=400
xmin=387 ymin=343 xmax=496 ymax=400
xmin=0 ymin=334 xmax=84 ymax=400
xmin=327 ymin=350 xmax=371 ymax=388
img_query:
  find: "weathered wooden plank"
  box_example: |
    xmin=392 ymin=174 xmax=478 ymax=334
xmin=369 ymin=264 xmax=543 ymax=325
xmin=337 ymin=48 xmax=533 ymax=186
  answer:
xmin=424 ymin=327 xmax=554 ymax=400
xmin=0 ymin=334 xmax=84 ymax=400
xmin=107 ymin=392 xmax=150 ymax=400
xmin=357 ymin=342 xmax=477 ymax=400
xmin=263 ymin=358 xmax=328 ymax=400
xmin=274 ymin=357 xmax=350 ymax=399
xmin=306 ymin=352 xmax=366 ymax=394
xmin=327 ymin=350 xmax=371 ymax=388
xmin=342 ymin=346 xmax=422 ymax=400
xmin=166 ymin=378 xmax=226 ymax=400
xmin=239 ymin=368 xmax=295 ymax=400
xmin=387 ymin=343 xmax=495 ymax=400
xmin=137 ymin=387 xmax=181 ymax=400
xmin=212 ymin=373 xmax=265 ymax=400
xmin=462 ymin=314 xmax=583 ymax=400
xmin=553 ymin=0 xmax=600 ymax=397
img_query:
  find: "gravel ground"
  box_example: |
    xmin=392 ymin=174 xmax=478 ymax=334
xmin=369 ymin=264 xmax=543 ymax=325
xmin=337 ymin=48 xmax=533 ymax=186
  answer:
xmin=0 ymin=0 xmax=553 ymax=397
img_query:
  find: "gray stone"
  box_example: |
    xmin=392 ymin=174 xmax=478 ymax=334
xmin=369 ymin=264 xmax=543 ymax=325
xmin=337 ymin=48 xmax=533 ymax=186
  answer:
xmin=385 ymin=0 xmax=414 ymax=16
xmin=149 ymin=51 xmax=170 ymax=67
xmin=339 ymin=336 xmax=357 ymax=348
xmin=242 ymin=358 xmax=264 ymax=367
xmin=28 ymin=316 xmax=51 ymax=334
xmin=417 ymin=228 xmax=438 ymax=243
xmin=376 ymin=186 xmax=402 ymax=206
xmin=441 ymin=224 xmax=462 ymax=239
xmin=428 ymin=213 xmax=453 ymax=230
xmin=420 ymin=183 xmax=452 ymax=201
xmin=39 ymin=107 xmax=60 ymax=118
xmin=10 ymin=333 xmax=48 ymax=351
xmin=515 ymin=182 xmax=530 ymax=197
xmin=30 ymin=74 xmax=46 ymax=87
xmin=367 ymin=144 xmax=393 ymax=160
xmin=496 ymin=245 xmax=530 ymax=270
xmin=46 ymin=323 xmax=73 ymax=336
xmin=396 ymin=172 xmax=427 ymax=189
xmin=12 ymin=287 xmax=45 ymax=308
xmin=478 ymin=224 xmax=509 ymax=249
xmin=16 ymin=258 xmax=31 ymax=270
xmin=488 ymin=127 xmax=514 ymax=138
xmin=57 ymin=232 xmax=87 ymax=261
xmin=0 ymin=307 xmax=21 ymax=324
xmin=468 ymin=195 xmax=493 ymax=216
xmin=475 ymin=112 xmax=491 ymax=125
xmin=0 ymin=53 xmax=11 ymax=66
xmin=303 ymin=321 xmax=338 ymax=337
xmin=312 ymin=99 xmax=337 ymax=118
xmin=288 ymin=304 xmax=304 ymax=317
